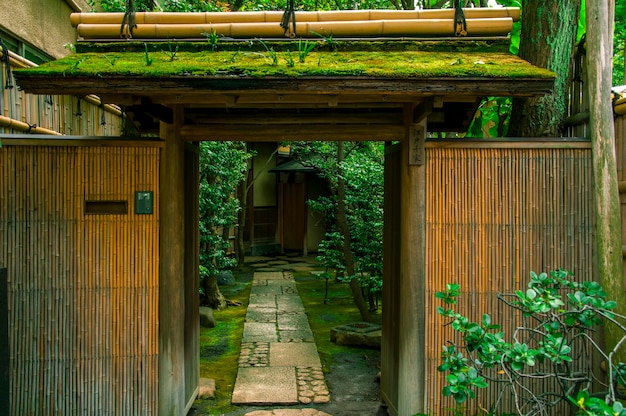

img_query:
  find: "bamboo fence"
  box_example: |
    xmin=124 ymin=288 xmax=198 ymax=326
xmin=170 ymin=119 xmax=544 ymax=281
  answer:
xmin=0 ymin=144 xmax=160 ymax=415
xmin=423 ymin=143 xmax=594 ymax=414
xmin=0 ymin=48 xmax=122 ymax=137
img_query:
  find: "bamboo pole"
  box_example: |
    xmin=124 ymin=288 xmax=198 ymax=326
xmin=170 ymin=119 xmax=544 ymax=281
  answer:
xmin=75 ymin=17 xmax=514 ymax=39
xmin=70 ymin=8 xmax=520 ymax=26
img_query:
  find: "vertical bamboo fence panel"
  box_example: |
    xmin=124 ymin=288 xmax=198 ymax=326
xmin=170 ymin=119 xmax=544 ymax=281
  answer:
xmin=0 ymin=49 xmax=122 ymax=136
xmin=424 ymin=142 xmax=593 ymax=415
xmin=0 ymin=143 xmax=160 ymax=415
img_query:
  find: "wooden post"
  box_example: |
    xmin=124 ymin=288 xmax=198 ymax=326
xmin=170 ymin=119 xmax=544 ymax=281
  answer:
xmin=183 ymin=143 xmax=200 ymax=413
xmin=382 ymin=143 xmax=401 ymax=415
xmin=0 ymin=268 xmax=8 ymax=415
xmin=159 ymin=106 xmax=186 ymax=415
xmin=398 ymin=107 xmax=426 ymax=414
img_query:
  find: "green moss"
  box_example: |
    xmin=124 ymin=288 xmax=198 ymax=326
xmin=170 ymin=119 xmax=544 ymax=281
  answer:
xmin=294 ymin=273 xmax=382 ymax=369
xmin=196 ymin=281 xmax=251 ymax=415
xmin=17 ymin=45 xmax=555 ymax=80
xmin=74 ymin=39 xmax=511 ymax=54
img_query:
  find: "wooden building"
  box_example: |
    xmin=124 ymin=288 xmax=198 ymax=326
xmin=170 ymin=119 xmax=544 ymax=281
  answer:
xmin=2 ymin=7 xmax=607 ymax=415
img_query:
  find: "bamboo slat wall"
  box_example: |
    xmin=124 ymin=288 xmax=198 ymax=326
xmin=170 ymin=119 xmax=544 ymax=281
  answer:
xmin=424 ymin=144 xmax=593 ymax=414
xmin=0 ymin=52 xmax=122 ymax=136
xmin=0 ymin=144 xmax=160 ymax=415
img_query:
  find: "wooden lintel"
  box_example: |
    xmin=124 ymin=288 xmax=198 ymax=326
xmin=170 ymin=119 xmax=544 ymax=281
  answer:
xmin=180 ymin=123 xmax=404 ymax=141
xmin=98 ymin=94 xmax=142 ymax=105
xmin=15 ymin=75 xmax=555 ymax=99
xmin=413 ymin=99 xmax=433 ymax=124
xmin=433 ymin=96 xmax=444 ymax=108
xmin=185 ymin=110 xmax=403 ymax=125
xmin=126 ymin=98 xmax=174 ymax=124
xmin=224 ymin=95 xmax=238 ymax=107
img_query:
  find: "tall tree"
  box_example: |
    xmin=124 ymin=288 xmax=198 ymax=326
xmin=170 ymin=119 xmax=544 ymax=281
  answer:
xmin=508 ymin=0 xmax=581 ymax=137
xmin=199 ymin=141 xmax=250 ymax=309
xmin=290 ymin=141 xmax=384 ymax=322
xmin=586 ymin=0 xmax=626 ymax=358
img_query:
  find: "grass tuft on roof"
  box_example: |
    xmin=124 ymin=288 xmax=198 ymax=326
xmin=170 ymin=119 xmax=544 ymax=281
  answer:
xmin=16 ymin=40 xmax=554 ymax=80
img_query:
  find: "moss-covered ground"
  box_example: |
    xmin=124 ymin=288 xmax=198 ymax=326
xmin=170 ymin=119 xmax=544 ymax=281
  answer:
xmin=294 ymin=272 xmax=382 ymax=371
xmin=193 ymin=265 xmax=382 ymax=415
xmin=195 ymin=270 xmax=252 ymax=415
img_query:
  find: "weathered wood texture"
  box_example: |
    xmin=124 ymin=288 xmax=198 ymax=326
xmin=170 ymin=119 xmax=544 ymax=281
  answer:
xmin=381 ymin=143 xmax=401 ymax=416
xmin=158 ymin=108 xmax=187 ymax=416
xmin=398 ymin=119 xmax=427 ymax=415
xmin=183 ymin=143 xmax=200 ymax=413
xmin=423 ymin=143 xmax=593 ymax=414
xmin=0 ymin=52 xmax=122 ymax=136
xmin=0 ymin=145 xmax=160 ymax=415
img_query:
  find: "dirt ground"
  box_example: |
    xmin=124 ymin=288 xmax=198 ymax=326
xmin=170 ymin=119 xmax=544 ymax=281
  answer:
xmin=217 ymin=349 xmax=389 ymax=416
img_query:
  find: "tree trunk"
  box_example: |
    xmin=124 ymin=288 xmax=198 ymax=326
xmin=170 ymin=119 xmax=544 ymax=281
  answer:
xmin=508 ymin=0 xmax=581 ymax=137
xmin=336 ymin=141 xmax=371 ymax=322
xmin=236 ymin=179 xmax=248 ymax=267
xmin=236 ymin=150 xmax=251 ymax=267
xmin=203 ymin=273 xmax=227 ymax=310
xmin=587 ymin=0 xmax=626 ymax=359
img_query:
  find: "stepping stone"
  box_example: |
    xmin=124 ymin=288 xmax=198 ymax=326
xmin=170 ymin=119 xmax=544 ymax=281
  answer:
xmin=255 ymin=271 xmax=286 ymax=280
xmin=246 ymin=306 xmax=277 ymax=323
xmin=269 ymin=343 xmax=322 ymax=367
xmin=278 ymin=330 xmax=315 ymax=343
xmin=232 ymin=367 xmax=298 ymax=405
xmin=278 ymin=314 xmax=310 ymax=331
xmin=243 ymin=323 xmax=278 ymax=342
xmin=276 ymin=296 xmax=305 ymax=313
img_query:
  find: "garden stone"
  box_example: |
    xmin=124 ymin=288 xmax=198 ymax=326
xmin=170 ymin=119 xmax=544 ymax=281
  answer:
xmin=199 ymin=306 xmax=215 ymax=328
xmin=217 ymin=270 xmax=236 ymax=286
xmin=198 ymin=378 xmax=215 ymax=398
xmin=330 ymin=322 xmax=381 ymax=348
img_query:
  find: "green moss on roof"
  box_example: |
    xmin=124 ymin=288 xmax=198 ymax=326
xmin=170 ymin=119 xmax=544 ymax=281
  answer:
xmin=17 ymin=42 xmax=555 ymax=79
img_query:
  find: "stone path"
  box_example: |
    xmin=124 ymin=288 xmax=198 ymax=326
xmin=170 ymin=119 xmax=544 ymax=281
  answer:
xmin=232 ymin=271 xmax=331 ymax=408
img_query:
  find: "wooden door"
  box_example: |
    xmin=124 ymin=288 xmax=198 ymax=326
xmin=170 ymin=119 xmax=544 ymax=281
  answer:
xmin=281 ymin=181 xmax=306 ymax=251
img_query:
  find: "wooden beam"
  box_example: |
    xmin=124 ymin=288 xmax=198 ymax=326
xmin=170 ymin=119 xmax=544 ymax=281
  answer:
xmin=14 ymin=75 xmax=555 ymax=98
xmin=155 ymin=93 xmax=423 ymax=106
xmin=185 ymin=110 xmax=404 ymax=125
xmin=413 ymin=99 xmax=433 ymax=124
xmin=179 ymin=123 xmax=405 ymax=141
xmin=397 ymin=104 xmax=426 ymax=415
xmin=159 ymin=105 xmax=186 ymax=416
xmin=127 ymin=98 xmax=174 ymax=123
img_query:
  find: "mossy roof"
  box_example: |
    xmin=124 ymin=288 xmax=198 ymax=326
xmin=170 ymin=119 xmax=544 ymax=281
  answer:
xmin=16 ymin=40 xmax=555 ymax=80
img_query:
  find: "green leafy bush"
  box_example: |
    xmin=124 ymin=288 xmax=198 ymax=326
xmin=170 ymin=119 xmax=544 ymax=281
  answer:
xmin=436 ymin=271 xmax=626 ymax=415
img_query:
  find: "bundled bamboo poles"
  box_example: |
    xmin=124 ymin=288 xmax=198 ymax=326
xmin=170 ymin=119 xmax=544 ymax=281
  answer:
xmin=423 ymin=143 xmax=593 ymax=414
xmin=0 ymin=145 xmax=160 ymax=415
xmin=0 ymin=47 xmax=122 ymax=136
xmin=70 ymin=8 xmax=519 ymax=39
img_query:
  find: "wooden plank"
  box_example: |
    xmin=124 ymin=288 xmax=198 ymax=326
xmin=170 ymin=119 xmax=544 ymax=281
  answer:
xmin=381 ymin=143 xmax=401 ymax=415
xmin=397 ymin=105 xmax=426 ymax=415
xmin=15 ymin=75 xmax=555 ymax=98
xmin=188 ymin=110 xmax=404 ymax=125
xmin=180 ymin=123 xmax=404 ymax=141
xmin=159 ymin=105 xmax=187 ymax=416
xmin=183 ymin=143 xmax=200 ymax=412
